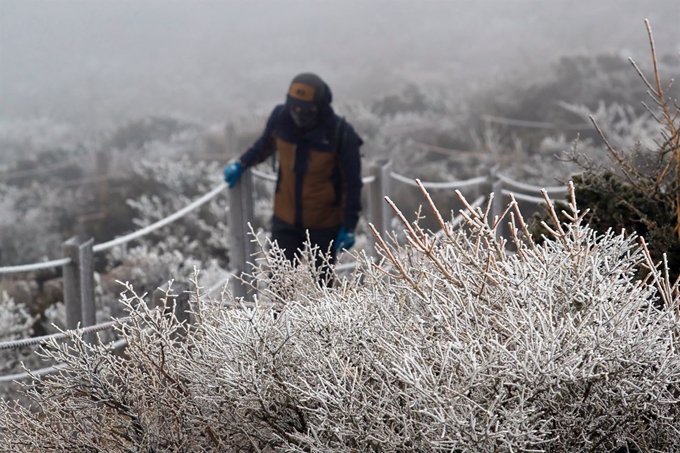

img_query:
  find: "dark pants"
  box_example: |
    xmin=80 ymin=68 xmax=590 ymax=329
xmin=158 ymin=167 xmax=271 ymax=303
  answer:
xmin=271 ymin=216 xmax=340 ymax=285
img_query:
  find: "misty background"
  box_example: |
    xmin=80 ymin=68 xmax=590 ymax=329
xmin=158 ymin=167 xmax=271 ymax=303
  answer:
xmin=2 ymin=0 xmax=678 ymax=131
xmin=0 ymin=0 xmax=679 ymax=268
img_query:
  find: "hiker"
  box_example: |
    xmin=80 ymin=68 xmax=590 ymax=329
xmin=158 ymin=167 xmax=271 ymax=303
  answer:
xmin=223 ymin=73 xmax=364 ymax=282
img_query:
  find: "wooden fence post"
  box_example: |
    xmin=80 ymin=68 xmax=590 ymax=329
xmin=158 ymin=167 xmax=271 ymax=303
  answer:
xmin=369 ymin=160 xmax=385 ymax=240
xmin=225 ymin=123 xmax=237 ymax=156
xmin=368 ymin=159 xmax=392 ymax=257
xmin=62 ymin=236 xmax=95 ymax=335
xmin=79 ymin=238 xmax=96 ymax=343
xmin=95 ymin=150 xmax=109 ymax=206
xmin=381 ymin=160 xmax=393 ymax=239
xmin=228 ymin=168 xmax=255 ymax=301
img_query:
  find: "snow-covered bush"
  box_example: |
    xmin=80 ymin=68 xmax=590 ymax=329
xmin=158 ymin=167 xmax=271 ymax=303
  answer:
xmin=2 ymin=184 xmax=679 ymax=452
xmin=0 ymin=292 xmax=34 ymax=374
xmin=0 ymin=292 xmax=37 ymax=402
xmin=120 ymin=155 xmax=231 ymax=270
xmin=534 ymin=21 xmax=680 ymax=284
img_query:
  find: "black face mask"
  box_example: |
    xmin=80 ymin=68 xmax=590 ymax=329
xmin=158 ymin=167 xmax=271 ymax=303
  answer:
xmin=289 ymin=104 xmax=319 ymax=130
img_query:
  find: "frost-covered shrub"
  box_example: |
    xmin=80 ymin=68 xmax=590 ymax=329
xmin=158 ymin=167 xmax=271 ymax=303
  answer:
xmin=0 ymin=182 xmax=77 ymax=266
xmin=0 ymin=292 xmax=38 ymax=402
xmin=104 ymin=116 xmax=201 ymax=152
xmin=0 ymin=292 xmax=34 ymax=373
xmin=534 ymin=23 xmax=680 ymax=283
xmin=123 ymin=155 xmax=230 ymax=269
xmin=2 ymin=186 xmax=680 ymax=452
xmin=101 ymin=244 xmax=226 ymax=319
xmin=0 ymin=118 xmax=80 ymax=166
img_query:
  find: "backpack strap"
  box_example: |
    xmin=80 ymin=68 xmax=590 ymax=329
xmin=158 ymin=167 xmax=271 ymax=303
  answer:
xmin=334 ymin=116 xmax=346 ymax=154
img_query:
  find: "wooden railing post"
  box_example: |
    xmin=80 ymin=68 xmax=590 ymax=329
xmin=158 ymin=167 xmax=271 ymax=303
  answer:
xmin=62 ymin=237 xmax=81 ymax=330
xmin=228 ymin=168 xmax=255 ymax=301
xmin=368 ymin=160 xmax=385 ymax=239
xmin=79 ymin=238 xmax=96 ymax=343
xmin=62 ymin=236 xmax=96 ymax=337
xmin=381 ymin=160 xmax=393 ymax=239
xmin=368 ymin=159 xmax=392 ymax=257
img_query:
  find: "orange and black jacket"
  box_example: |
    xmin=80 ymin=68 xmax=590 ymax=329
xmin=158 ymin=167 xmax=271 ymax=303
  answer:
xmin=238 ymin=104 xmax=363 ymax=230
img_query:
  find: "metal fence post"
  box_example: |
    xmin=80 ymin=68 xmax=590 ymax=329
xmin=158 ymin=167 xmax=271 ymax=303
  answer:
xmin=228 ymin=168 xmax=255 ymax=301
xmin=62 ymin=236 xmax=95 ymax=333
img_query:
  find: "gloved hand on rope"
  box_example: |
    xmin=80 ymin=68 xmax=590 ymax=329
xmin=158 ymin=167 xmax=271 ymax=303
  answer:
xmin=333 ymin=227 xmax=356 ymax=252
xmin=223 ymin=161 xmax=244 ymax=188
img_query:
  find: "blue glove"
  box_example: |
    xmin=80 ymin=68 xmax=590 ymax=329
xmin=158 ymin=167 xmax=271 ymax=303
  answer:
xmin=333 ymin=227 xmax=356 ymax=252
xmin=223 ymin=161 xmax=244 ymax=188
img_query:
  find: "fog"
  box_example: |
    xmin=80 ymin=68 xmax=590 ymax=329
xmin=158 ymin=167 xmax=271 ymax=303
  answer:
xmin=1 ymin=0 xmax=679 ymax=127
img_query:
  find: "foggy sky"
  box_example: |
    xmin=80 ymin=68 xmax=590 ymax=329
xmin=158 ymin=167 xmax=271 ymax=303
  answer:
xmin=1 ymin=0 xmax=678 ymax=126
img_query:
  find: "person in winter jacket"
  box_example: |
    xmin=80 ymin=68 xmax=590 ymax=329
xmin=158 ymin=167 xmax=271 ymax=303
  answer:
xmin=223 ymin=73 xmax=363 ymax=282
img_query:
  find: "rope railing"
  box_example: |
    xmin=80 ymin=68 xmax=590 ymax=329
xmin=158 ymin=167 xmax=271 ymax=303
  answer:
xmin=481 ymin=114 xmax=591 ymax=130
xmin=0 ymin=320 xmax=132 ymax=383
xmin=390 ymin=172 xmax=488 ymax=190
xmin=0 ymin=182 xmax=229 ymax=276
xmin=0 ymin=258 xmax=72 ymax=275
xmin=93 ymin=182 xmax=227 ymax=253
xmin=496 ymin=173 xmax=567 ymax=195
xmin=0 ymin=364 xmax=70 ymax=383
xmin=0 ymin=271 xmax=235 ymax=383
xmin=501 ymin=189 xmax=550 ymax=205
xmin=251 ymin=169 xmax=277 ymax=182
xmin=0 ymin=171 xmax=551 ymax=276
xmin=252 ymin=168 xmax=376 ymax=185
xmin=434 ymin=195 xmax=487 ymax=239
xmin=0 ymin=319 xmax=126 ymax=351
xmin=0 ymin=160 xmax=80 ymax=181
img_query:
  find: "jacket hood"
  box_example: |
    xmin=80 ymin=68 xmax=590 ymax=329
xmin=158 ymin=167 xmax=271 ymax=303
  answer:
xmin=286 ymin=73 xmax=333 ymax=118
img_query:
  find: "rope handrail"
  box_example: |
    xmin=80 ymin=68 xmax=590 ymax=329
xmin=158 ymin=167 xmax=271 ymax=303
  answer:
xmin=0 ymin=160 xmax=80 ymax=180
xmin=0 ymin=183 xmax=228 ymax=274
xmin=0 ymin=338 xmax=130 ymax=383
xmin=0 ymin=258 xmax=72 ymax=275
xmin=252 ymin=168 xmax=376 ymax=185
xmin=0 ymin=270 xmax=233 ymax=352
xmin=0 ymin=319 xmax=127 ymax=351
xmin=251 ymin=169 xmax=277 ymax=182
xmin=93 ymin=182 xmax=227 ymax=252
xmin=390 ymin=171 xmax=488 ymax=190
xmin=0 ymin=364 xmax=69 ymax=383
xmin=0 ymin=273 xmax=235 ymax=382
xmin=480 ymin=114 xmax=591 ymax=130
xmin=2 ymin=169 xmax=558 ymax=276
xmin=501 ymin=189 xmax=550 ymax=205
xmin=497 ymin=173 xmax=567 ymax=195
xmin=435 ymin=195 xmax=486 ymax=239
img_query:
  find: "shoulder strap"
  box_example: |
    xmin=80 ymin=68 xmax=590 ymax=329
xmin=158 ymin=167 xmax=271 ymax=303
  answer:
xmin=334 ymin=116 xmax=346 ymax=154
xmin=269 ymin=107 xmax=289 ymax=172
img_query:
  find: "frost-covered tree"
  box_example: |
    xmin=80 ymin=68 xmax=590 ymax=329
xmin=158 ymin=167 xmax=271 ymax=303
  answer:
xmin=1 ymin=184 xmax=679 ymax=452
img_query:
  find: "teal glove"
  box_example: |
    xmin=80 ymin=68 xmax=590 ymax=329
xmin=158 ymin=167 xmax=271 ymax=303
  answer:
xmin=223 ymin=161 xmax=244 ymax=188
xmin=333 ymin=227 xmax=356 ymax=252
